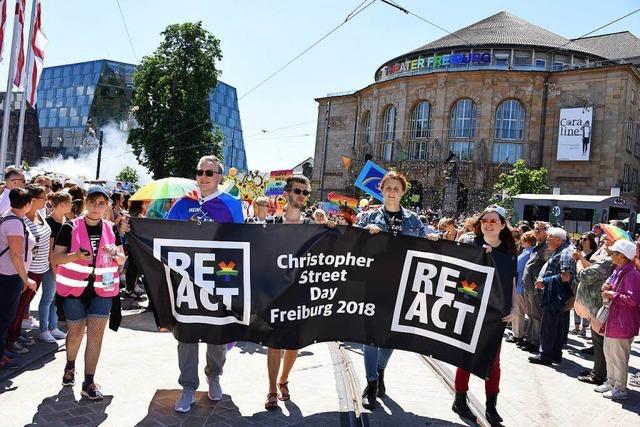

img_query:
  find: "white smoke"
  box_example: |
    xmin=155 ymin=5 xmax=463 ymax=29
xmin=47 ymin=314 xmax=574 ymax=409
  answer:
xmin=35 ymin=123 xmax=152 ymax=185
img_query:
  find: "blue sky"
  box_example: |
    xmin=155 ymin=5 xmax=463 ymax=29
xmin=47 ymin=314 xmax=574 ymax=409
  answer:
xmin=1 ymin=0 xmax=639 ymax=172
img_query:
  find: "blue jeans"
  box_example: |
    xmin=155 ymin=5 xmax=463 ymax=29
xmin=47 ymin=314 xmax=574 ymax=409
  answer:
xmin=363 ymin=345 xmax=393 ymax=381
xmin=63 ymin=295 xmax=112 ymax=321
xmin=38 ymin=269 xmax=57 ymax=332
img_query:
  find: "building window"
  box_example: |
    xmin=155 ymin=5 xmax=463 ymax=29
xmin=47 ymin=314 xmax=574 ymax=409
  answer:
xmin=361 ymin=110 xmax=371 ymax=147
xmin=495 ymin=100 xmax=525 ymax=140
xmin=636 ymin=124 xmax=640 ymax=159
xmin=449 ymin=141 xmax=474 ymax=161
xmin=535 ymin=59 xmax=546 ymax=69
xmin=495 ymin=55 xmax=509 ymax=66
xmin=410 ymin=101 xmax=431 ymax=139
xmin=409 ymin=141 xmax=427 ymax=160
xmin=623 ymin=163 xmax=631 ymax=192
xmin=627 ymin=118 xmax=634 ymax=153
xmin=384 ymin=105 xmax=396 ymax=142
xmin=449 ymin=99 xmax=477 ymax=139
xmin=382 ymin=142 xmax=393 ymax=161
xmin=553 ymin=61 xmax=564 ymax=70
xmin=631 ymin=88 xmax=636 ymax=105
xmin=492 ymin=142 xmax=523 ymax=164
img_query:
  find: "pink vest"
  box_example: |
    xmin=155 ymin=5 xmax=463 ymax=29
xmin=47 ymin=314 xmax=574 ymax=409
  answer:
xmin=56 ymin=217 xmax=120 ymax=298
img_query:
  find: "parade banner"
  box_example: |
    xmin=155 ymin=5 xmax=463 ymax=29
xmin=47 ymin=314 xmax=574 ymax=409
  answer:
xmin=354 ymin=160 xmax=386 ymax=201
xmin=128 ymin=219 xmax=514 ymax=377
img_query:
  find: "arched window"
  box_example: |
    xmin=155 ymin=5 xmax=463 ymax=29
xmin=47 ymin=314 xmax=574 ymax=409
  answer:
xmin=495 ymin=100 xmax=525 ymax=140
xmin=410 ymin=101 xmax=431 ymax=139
xmin=493 ymin=100 xmax=525 ymax=164
xmin=384 ymin=105 xmax=396 ymax=142
xmin=449 ymin=99 xmax=477 ymax=139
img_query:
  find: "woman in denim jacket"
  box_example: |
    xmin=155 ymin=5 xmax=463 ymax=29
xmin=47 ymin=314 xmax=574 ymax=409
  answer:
xmin=355 ymin=171 xmax=427 ymax=410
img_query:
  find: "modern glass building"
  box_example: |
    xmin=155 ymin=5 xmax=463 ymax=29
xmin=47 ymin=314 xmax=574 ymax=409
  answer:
xmin=37 ymin=59 xmax=247 ymax=170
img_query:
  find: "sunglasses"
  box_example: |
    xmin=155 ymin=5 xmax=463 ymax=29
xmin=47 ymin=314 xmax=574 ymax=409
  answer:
xmin=291 ymin=188 xmax=311 ymax=196
xmin=480 ymin=218 xmax=500 ymax=225
xmin=196 ymin=169 xmax=222 ymax=177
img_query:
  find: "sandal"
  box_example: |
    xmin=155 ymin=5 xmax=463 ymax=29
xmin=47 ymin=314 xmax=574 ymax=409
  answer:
xmin=265 ymin=392 xmax=278 ymax=410
xmin=278 ymin=381 xmax=290 ymax=401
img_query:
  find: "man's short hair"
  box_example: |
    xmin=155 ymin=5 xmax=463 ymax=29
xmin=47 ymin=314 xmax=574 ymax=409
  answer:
xmin=547 ymin=227 xmax=567 ymax=241
xmin=198 ymin=155 xmax=223 ymax=173
xmin=534 ymin=221 xmax=550 ymax=230
xmin=284 ymin=174 xmax=310 ymax=191
xmin=9 ymin=188 xmax=31 ymax=209
xmin=4 ymin=166 xmax=22 ymax=181
xmin=610 ymin=220 xmax=627 ymax=231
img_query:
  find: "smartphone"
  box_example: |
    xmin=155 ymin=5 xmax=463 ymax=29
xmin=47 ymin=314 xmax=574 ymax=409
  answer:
xmin=79 ymin=248 xmax=91 ymax=256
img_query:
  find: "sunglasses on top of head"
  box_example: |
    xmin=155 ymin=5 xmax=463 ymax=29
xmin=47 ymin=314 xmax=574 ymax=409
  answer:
xmin=196 ymin=169 xmax=222 ymax=177
xmin=291 ymin=188 xmax=311 ymax=196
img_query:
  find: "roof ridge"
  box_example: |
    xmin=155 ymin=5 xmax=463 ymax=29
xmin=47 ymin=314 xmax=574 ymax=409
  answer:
xmin=572 ymin=31 xmax=631 ymax=40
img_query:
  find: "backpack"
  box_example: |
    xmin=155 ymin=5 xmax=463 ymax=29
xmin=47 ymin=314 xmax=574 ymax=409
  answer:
xmin=0 ymin=213 xmax=29 ymax=261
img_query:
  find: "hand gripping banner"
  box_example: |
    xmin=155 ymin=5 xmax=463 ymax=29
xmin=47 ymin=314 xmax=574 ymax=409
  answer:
xmin=128 ymin=219 xmax=514 ymax=378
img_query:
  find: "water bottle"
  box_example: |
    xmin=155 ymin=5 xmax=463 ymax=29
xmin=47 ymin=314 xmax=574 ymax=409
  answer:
xmin=100 ymin=251 xmax=115 ymax=291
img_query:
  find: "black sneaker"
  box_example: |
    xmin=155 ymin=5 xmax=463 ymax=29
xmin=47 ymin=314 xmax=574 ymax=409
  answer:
xmin=62 ymin=368 xmax=75 ymax=386
xmin=81 ymin=382 xmax=103 ymax=400
xmin=124 ymin=290 xmax=144 ymax=301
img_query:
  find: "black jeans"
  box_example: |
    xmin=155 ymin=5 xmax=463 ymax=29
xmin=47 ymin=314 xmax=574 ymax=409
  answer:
xmin=125 ymin=249 xmax=140 ymax=293
xmin=592 ymin=331 xmax=607 ymax=379
xmin=0 ymin=274 xmax=24 ymax=355
xmin=540 ymin=310 xmax=569 ymax=361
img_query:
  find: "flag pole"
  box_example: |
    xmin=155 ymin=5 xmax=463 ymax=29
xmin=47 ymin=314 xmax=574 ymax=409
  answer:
xmin=0 ymin=0 xmax=22 ymax=171
xmin=14 ymin=0 xmax=35 ymax=166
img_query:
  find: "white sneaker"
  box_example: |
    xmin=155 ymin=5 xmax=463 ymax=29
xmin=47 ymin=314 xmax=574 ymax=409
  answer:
xmin=49 ymin=329 xmax=67 ymax=339
xmin=594 ymin=382 xmax=613 ymax=393
xmin=603 ymin=387 xmax=628 ymax=400
xmin=39 ymin=330 xmax=57 ymax=343
xmin=21 ymin=318 xmax=38 ymax=329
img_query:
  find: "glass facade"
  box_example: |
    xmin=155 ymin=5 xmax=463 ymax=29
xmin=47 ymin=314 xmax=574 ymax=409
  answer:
xmin=208 ymin=81 xmax=247 ymax=171
xmin=37 ymin=59 xmax=247 ymax=170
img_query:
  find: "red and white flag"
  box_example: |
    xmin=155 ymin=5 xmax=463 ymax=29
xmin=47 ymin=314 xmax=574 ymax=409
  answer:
xmin=0 ymin=1 xmax=8 ymax=62
xmin=11 ymin=0 xmax=25 ymax=88
xmin=27 ymin=0 xmax=45 ymax=106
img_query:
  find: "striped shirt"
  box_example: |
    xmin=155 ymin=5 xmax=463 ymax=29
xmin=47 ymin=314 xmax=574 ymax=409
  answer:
xmin=24 ymin=213 xmax=52 ymax=274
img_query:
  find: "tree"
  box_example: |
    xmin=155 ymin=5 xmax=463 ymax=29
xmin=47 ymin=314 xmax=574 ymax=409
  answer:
xmin=127 ymin=22 xmax=224 ymax=179
xmin=116 ymin=166 xmax=140 ymax=190
xmin=492 ymin=159 xmax=549 ymax=211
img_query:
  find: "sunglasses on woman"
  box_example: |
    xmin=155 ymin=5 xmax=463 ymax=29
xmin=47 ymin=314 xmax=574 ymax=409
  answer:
xmin=196 ymin=169 xmax=222 ymax=177
xmin=291 ymin=188 xmax=311 ymax=196
xmin=480 ymin=218 xmax=500 ymax=225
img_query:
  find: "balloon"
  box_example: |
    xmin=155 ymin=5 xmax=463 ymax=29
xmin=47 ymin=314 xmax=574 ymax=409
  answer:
xmin=359 ymin=198 xmax=369 ymax=208
xmin=228 ymin=167 xmax=237 ymax=177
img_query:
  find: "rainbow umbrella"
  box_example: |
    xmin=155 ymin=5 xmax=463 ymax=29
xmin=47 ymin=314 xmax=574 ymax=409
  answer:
xmin=600 ymin=223 xmax=632 ymax=241
xmin=129 ymin=177 xmax=198 ymax=201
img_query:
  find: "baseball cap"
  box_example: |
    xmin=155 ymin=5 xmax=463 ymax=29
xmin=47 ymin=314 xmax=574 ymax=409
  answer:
xmin=87 ymin=186 xmax=110 ymax=199
xmin=608 ymin=239 xmax=637 ymax=261
xmin=482 ymin=204 xmax=506 ymax=220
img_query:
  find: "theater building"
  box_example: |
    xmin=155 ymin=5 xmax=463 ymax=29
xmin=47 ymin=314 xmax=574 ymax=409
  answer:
xmin=312 ymin=11 xmax=640 ymax=212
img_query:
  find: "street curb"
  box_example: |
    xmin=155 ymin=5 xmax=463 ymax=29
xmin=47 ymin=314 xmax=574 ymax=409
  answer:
xmin=330 ymin=342 xmax=362 ymax=426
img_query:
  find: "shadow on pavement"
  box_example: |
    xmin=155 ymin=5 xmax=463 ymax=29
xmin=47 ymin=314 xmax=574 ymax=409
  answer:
xmin=26 ymin=386 xmax=113 ymax=426
xmin=363 ymin=394 xmax=467 ymax=427
xmin=137 ymin=389 xmax=355 ymax=426
xmin=234 ymin=341 xmax=314 ymax=358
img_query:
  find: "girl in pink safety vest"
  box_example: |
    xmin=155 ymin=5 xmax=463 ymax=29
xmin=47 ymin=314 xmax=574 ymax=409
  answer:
xmin=53 ymin=186 xmax=125 ymax=401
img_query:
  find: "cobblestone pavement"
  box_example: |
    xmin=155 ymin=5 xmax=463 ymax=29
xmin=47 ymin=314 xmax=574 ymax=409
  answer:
xmin=1 ymin=297 xmax=639 ymax=426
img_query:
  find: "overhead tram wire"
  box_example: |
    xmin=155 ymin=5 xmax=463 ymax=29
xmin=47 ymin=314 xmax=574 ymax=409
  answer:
xmin=238 ymin=0 xmax=377 ymax=101
xmin=115 ymin=0 xmax=138 ymax=60
xmin=379 ymin=0 xmax=470 ymax=45
xmin=544 ymin=7 xmax=640 ymax=56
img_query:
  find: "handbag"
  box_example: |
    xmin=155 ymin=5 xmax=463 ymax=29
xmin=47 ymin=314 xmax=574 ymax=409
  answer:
xmin=596 ymin=302 xmax=610 ymax=324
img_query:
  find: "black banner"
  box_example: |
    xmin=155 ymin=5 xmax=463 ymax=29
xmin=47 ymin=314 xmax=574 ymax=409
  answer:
xmin=128 ymin=218 xmax=514 ymax=377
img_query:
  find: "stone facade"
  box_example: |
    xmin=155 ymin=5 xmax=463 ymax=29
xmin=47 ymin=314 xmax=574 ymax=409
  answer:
xmin=312 ymin=64 xmax=640 ymax=210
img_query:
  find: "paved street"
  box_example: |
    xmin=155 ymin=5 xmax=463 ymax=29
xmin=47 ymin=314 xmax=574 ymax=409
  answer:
xmin=1 ymin=294 xmax=639 ymax=427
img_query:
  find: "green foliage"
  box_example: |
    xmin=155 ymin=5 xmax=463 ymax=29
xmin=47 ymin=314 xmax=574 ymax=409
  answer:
xmin=116 ymin=166 xmax=140 ymax=190
xmin=492 ymin=159 xmax=549 ymax=210
xmin=127 ymin=22 xmax=224 ymax=179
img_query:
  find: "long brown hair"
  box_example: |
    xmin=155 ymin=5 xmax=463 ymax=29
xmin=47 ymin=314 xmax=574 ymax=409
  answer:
xmin=474 ymin=212 xmax=518 ymax=256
